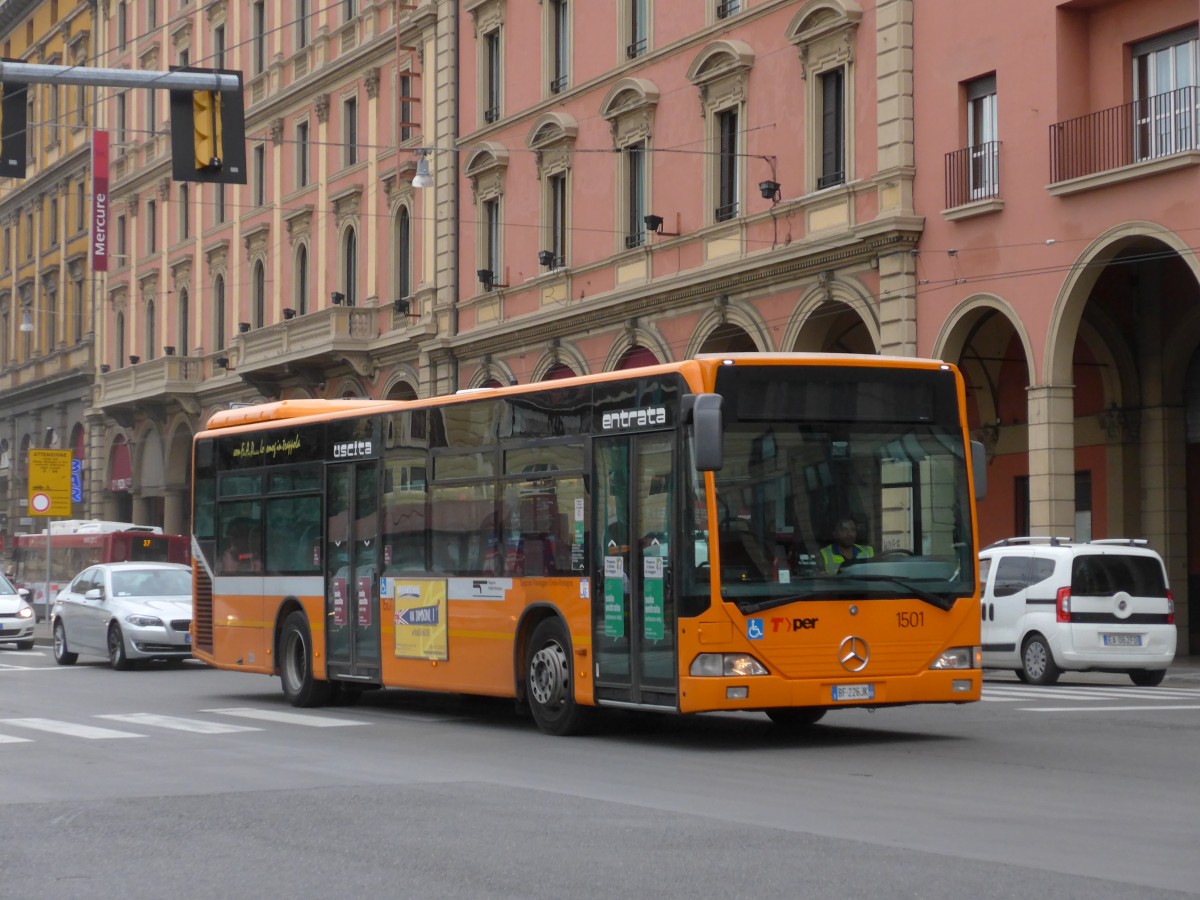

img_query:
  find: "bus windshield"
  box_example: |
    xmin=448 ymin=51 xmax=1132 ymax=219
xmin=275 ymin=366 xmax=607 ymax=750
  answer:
xmin=699 ymin=365 xmax=976 ymax=610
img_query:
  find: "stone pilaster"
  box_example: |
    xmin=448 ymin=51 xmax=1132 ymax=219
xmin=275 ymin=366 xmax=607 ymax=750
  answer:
xmin=1026 ymin=384 xmax=1076 ymax=536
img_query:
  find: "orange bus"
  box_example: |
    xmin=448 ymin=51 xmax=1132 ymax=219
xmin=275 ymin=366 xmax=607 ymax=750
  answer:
xmin=191 ymin=354 xmax=986 ymax=734
xmin=11 ymin=521 xmax=191 ymax=619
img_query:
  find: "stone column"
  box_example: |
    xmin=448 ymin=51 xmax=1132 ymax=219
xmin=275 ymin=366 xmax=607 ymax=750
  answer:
xmin=163 ymin=490 xmax=186 ymax=536
xmin=1026 ymin=384 xmax=1075 ymax=536
xmin=1141 ymin=404 xmax=1189 ymax=646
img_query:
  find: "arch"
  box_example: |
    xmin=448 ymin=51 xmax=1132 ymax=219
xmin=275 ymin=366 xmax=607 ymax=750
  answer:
xmin=177 ymin=287 xmax=190 ymax=355
xmin=685 ymin=39 xmax=756 ymax=84
xmin=685 ymin=300 xmax=771 ymax=357
xmin=602 ymin=321 xmax=671 ymax=372
xmin=463 ymin=142 xmax=511 ymax=180
xmin=380 ymin=363 xmax=422 ymax=399
xmin=599 ymin=77 xmax=660 ymax=119
xmin=214 ymin=274 xmax=226 ymax=351
xmin=786 ymin=0 xmax=863 ymax=43
xmin=393 ymin=205 xmax=412 ymax=301
xmin=782 ymin=277 xmax=880 ymax=353
xmin=331 ymin=375 xmax=368 ymax=399
xmin=1046 ymin=222 xmax=1200 ymax=385
xmin=341 ymin=226 xmax=358 ymax=306
xmin=294 ymin=243 xmax=309 ymax=315
xmin=531 ymin=341 xmax=588 ymax=382
xmin=526 ymin=111 xmax=579 ymax=149
xmin=932 ymin=292 xmax=1035 ymax=375
xmin=252 ymin=259 xmax=266 ymax=327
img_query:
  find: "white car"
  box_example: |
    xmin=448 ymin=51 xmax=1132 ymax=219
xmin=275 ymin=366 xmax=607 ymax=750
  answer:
xmin=979 ymin=537 xmax=1176 ymax=686
xmin=51 ymin=562 xmax=194 ymax=670
xmin=0 ymin=572 xmax=35 ymax=650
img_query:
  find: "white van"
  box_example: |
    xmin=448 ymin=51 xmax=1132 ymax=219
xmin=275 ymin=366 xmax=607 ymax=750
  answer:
xmin=979 ymin=537 xmax=1176 ymax=686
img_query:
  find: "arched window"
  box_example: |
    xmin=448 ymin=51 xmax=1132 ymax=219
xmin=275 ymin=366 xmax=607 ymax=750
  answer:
xmin=295 ymin=244 xmax=308 ymax=315
xmin=145 ymin=299 xmax=156 ymax=359
xmin=343 ymin=227 xmax=357 ymax=306
xmin=178 ymin=288 xmax=190 ymax=354
xmin=394 ymin=207 xmax=411 ymax=300
xmin=214 ymin=275 xmax=226 ymax=351
xmin=116 ymin=311 xmax=126 ymax=367
xmin=253 ymin=260 xmax=265 ymax=327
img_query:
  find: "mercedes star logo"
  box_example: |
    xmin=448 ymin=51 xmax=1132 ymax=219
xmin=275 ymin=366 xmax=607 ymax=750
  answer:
xmin=838 ymin=635 xmax=870 ymax=672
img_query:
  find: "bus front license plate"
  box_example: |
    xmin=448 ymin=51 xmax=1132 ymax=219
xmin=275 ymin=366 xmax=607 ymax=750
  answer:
xmin=184 ymin=633 xmax=191 ymax=645
xmin=832 ymin=683 xmax=874 ymax=702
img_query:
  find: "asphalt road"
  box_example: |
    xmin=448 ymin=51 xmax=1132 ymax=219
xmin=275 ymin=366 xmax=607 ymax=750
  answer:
xmin=1 ymin=644 xmax=1198 ymax=899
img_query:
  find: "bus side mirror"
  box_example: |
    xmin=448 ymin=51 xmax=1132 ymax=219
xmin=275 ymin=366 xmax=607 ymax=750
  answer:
xmin=971 ymin=440 xmax=987 ymax=501
xmin=684 ymin=393 xmax=724 ymax=471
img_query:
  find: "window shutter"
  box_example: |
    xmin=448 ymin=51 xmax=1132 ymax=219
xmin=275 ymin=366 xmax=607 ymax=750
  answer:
xmin=820 ymin=68 xmax=845 ymax=188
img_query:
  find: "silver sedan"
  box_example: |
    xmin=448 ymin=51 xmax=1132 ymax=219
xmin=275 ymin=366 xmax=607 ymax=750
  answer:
xmin=0 ymin=573 xmax=35 ymax=650
xmin=51 ymin=562 xmax=194 ymax=670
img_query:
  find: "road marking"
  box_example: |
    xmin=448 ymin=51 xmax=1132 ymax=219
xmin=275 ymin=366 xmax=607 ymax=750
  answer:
xmin=203 ymin=707 xmax=369 ymax=727
xmin=97 ymin=713 xmax=262 ymax=734
xmin=0 ymin=717 xmax=143 ymax=739
xmin=0 ymin=733 xmax=33 ymax=743
xmin=1023 ymin=704 xmax=1200 ymax=713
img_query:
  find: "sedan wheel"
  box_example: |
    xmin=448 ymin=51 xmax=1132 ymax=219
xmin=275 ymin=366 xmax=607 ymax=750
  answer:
xmin=108 ymin=623 xmax=132 ymax=671
xmin=53 ymin=621 xmax=78 ymax=666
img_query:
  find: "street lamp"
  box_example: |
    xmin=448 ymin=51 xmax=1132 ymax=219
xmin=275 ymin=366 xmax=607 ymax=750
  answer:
xmin=19 ymin=310 xmax=33 ymax=332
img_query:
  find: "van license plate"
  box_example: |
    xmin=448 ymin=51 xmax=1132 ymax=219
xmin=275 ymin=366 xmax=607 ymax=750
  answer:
xmin=1103 ymin=634 xmax=1142 ymax=647
xmin=832 ymin=683 xmax=874 ymax=702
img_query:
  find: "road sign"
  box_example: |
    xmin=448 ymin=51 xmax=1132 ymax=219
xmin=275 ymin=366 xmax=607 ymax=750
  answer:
xmin=28 ymin=449 xmax=73 ymax=516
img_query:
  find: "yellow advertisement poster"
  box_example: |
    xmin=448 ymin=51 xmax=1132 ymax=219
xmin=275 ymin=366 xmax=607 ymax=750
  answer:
xmin=393 ymin=580 xmax=448 ymax=660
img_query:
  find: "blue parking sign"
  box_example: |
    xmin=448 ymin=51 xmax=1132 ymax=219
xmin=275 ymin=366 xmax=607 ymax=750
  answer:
xmin=71 ymin=458 xmax=83 ymax=503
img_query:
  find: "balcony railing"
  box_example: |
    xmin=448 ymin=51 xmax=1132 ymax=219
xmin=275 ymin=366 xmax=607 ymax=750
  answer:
xmin=1050 ymin=86 xmax=1199 ymax=183
xmin=945 ymin=140 xmax=1001 ymax=208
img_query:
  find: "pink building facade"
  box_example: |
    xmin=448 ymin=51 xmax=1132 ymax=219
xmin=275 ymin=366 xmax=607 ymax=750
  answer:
xmin=913 ymin=0 xmax=1200 ymax=651
xmin=68 ymin=0 xmax=1200 ymax=651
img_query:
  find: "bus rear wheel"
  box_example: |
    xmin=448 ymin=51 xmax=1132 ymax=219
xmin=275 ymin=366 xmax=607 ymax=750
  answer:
xmin=280 ymin=611 xmax=331 ymax=707
xmin=525 ymin=618 xmax=591 ymax=736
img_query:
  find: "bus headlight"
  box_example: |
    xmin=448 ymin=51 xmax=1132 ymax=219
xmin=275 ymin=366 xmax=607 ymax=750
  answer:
xmin=930 ymin=646 xmax=978 ymax=670
xmin=690 ymin=653 xmax=769 ymax=677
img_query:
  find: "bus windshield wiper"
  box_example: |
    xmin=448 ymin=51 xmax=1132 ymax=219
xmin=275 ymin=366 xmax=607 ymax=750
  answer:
xmin=841 ymin=574 xmax=956 ymax=611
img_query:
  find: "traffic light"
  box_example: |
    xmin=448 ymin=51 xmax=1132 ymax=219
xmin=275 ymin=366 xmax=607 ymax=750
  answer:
xmin=192 ymin=88 xmax=222 ymax=171
xmin=0 ymin=69 xmax=28 ymax=179
xmin=168 ymin=66 xmax=246 ymax=184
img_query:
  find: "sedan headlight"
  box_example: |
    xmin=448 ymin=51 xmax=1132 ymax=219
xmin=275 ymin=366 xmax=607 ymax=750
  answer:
xmin=17 ymin=606 xmax=33 ymax=620
xmin=930 ymin=646 xmax=980 ymax=670
xmin=690 ymin=653 xmax=770 ymax=677
xmin=125 ymin=614 xmax=165 ymax=628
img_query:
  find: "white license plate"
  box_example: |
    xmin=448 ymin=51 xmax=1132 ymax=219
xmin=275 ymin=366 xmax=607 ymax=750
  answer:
xmin=832 ymin=683 xmax=875 ymax=702
xmin=1102 ymin=633 xmax=1142 ymax=647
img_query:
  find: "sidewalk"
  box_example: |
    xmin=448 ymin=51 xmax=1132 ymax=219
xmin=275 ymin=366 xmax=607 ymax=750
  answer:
xmin=29 ymin=619 xmax=1200 ymax=681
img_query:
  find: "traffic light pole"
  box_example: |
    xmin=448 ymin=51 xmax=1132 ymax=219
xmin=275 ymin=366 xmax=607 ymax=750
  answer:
xmin=0 ymin=60 xmax=239 ymax=92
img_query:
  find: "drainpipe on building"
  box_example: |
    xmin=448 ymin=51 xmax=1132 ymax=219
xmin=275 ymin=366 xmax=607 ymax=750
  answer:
xmin=448 ymin=2 xmax=460 ymax=393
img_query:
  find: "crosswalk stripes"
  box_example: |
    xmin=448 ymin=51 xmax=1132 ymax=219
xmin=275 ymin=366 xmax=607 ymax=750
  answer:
xmin=0 ymin=706 xmax=370 ymax=745
xmin=983 ymin=683 xmax=1200 ymax=705
xmin=97 ymin=712 xmax=263 ymax=734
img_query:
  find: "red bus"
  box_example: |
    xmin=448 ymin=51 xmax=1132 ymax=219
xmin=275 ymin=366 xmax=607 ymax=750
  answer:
xmin=10 ymin=520 xmax=190 ymax=619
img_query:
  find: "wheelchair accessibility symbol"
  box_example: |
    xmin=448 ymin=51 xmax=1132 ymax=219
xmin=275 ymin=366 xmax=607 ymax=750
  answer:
xmin=747 ymin=618 xmax=764 ymax=640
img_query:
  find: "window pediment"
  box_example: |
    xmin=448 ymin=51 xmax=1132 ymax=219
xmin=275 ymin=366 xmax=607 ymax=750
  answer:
xmin=787 ymin=0 xmax=862 ymax=78
xmin=600 ymin=78 xmax=660 ymax=149
xmin=465 ymin=142 xmax=509 ymax=203
xmin=527 ymin=113 xmax=578 ymax=179
xmin=687 ymin=40 xmax=755 ymax=115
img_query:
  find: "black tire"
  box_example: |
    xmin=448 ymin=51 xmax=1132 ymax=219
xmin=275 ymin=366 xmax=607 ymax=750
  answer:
xmin=108 ymin=623 xmax=132 ymax=671
xmin=279 ymin=610 xmax=332 ymax=707
xmin=1014 ymin=668 xmax=1031 ymax=684
xmin=525 ymin=618 xmax=591 ymax=736
xmin=15 ymin=639 xmax=34 ymax=651
xmin=1021 ymin=634 xmax=1060 ymax=685
xmin=53 ymin=620 xmax=78 ymax=666
xmin=766 ymin=708 xmax=827 ymax=730
xmin=1129 ymin=669 xmax=1166 ymax=687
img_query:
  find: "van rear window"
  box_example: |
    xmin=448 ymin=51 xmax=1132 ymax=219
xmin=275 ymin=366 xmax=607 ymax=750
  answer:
xmin=1071 ymin=555 xmax=1167 ymax=597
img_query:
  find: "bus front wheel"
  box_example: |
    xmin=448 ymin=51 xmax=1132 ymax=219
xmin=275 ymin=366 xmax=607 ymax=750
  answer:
xmin=280 ymin=611 xmax=332 ymax=707
xmin=525 ymin=618 xmax=591 ymax=736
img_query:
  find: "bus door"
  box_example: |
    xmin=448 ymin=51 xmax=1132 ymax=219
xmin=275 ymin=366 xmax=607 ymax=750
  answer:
xmin=325 ymin=461 xmax=381 ymax=682
xmin=593 ymin=433 xmax=677 ymax=708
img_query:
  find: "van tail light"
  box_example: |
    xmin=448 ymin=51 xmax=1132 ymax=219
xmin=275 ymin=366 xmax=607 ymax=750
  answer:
xmin=1056 ymin=586 xmax=1072 ymax=623
xmin=1167 ymin=590 xmax=1175 ymax=625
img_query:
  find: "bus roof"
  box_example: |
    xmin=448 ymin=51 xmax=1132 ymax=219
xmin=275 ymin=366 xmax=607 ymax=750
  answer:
xmin=200 ymin=353 xmax=958 ymax=435
xmin=47 ymin=520 xmax=164 ymax=535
